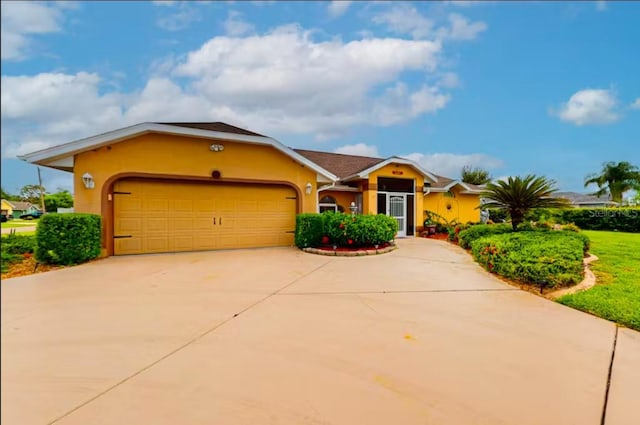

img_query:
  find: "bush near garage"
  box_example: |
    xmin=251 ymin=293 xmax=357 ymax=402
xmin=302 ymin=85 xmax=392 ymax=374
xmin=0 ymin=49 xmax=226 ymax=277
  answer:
xmin=294 ymin=212 xmax=398 ymax=248
xmin=470 ymin=231 xmax=587 ymax=290
xmin=36 ymin=213 xmax=102 ymax=265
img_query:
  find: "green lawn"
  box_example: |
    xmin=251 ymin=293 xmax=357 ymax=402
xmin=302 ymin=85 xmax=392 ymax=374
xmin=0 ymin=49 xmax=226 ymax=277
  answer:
xmin=1 ymin=218 xmax=39 ymax=229
xmin=558 ymin=230 xmax=640 ymax=331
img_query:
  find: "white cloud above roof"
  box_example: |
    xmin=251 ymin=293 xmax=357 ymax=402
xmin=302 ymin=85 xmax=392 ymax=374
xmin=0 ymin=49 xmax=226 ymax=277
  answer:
xmin=555 ymin=88 xmax=619 ymax=126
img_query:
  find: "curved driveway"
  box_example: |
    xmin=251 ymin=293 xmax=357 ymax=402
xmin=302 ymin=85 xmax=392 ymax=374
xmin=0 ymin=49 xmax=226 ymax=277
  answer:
xmin=2 ymin=238 xmax=637 ymax=425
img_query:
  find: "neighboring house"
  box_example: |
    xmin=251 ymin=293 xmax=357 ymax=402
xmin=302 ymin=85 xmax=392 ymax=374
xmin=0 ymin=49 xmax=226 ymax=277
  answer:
xmin=1 ymin=199 xmax=15 ymax=218
xmin=556 ymin=192 xmax=619 ymax=208
xmin=10 ymin=201 xmax=42 ymax=218
xmin=19 ymin=122 xmax=482 ymax=256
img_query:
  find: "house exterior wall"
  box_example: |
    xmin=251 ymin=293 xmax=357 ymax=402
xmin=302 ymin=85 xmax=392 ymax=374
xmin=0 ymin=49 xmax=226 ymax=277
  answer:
xmin=319 ymin=190 xmax=357 ymax=213
xmin=1 ymin=200 xmax=14 ymax=216
xmin=423 ymin=189 xmax=481 ymax=225
xmin=365 ymin=164 xmax=425 ymax=217
xmin=73 ymin=133 xmax=319 ymax=216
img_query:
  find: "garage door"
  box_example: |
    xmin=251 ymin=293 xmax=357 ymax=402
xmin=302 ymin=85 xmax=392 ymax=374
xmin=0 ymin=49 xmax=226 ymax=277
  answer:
xmin=113 ymin=179 xmax=297 ymax=255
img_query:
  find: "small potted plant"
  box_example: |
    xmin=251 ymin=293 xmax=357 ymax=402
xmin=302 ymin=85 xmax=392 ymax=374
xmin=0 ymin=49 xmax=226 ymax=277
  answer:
xmin=424 ymin=213 xmax=437 ymax=236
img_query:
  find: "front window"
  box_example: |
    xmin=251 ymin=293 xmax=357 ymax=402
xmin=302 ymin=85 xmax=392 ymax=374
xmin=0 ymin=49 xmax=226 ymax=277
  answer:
xmin=319 ymin=195 xmax=338 ymax=213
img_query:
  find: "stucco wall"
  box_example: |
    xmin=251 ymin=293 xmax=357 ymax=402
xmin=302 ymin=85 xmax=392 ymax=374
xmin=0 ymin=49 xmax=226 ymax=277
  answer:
xmin=319 ymin=190 xmax=357 ymax=213
xmin=365 ymin=164 xmax=426 ymax=216
xmin=73 ymin=133 xmax=319 ymax=215
xmin=423 ymin=188 xmax=481 ymax=225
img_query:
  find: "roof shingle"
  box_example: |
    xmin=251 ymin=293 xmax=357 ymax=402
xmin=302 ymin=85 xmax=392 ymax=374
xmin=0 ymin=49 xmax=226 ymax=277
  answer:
xmin=293 ymin=149 xmax=384 ymax=179
xmin=157 ymin=122 xmax=265 ymax=137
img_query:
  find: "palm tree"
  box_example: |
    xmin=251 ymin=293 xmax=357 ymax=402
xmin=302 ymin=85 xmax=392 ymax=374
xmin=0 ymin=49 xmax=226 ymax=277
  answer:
xmin=584 ymin=161 xmax=640 ymax=204
xmin=480 ymin=175 xmax=570 ymax=231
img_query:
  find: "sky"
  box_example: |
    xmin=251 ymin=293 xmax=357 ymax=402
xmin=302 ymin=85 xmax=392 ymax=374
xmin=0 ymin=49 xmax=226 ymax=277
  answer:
xmin=1 ymin=0 xmax=639 ymax=196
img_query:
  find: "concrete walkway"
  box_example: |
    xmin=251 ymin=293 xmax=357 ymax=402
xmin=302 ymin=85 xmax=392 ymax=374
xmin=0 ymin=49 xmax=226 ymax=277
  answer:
xmin=1 ymin=238 xmax=636 ymax=425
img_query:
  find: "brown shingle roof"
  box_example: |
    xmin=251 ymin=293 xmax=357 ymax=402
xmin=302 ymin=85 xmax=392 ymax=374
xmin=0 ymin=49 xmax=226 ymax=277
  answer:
xmin=10 ymin=201 xmax=38 ymax=210
xmin=157 ymin=122 xmax=265 ymax=137
xmin=293 ymin=149 xmax=384 ymax=179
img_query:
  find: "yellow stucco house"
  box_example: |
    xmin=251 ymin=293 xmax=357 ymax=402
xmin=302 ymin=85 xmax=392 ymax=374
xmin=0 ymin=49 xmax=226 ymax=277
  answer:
xmin=19 ymin=122 xmax=483 ymax=256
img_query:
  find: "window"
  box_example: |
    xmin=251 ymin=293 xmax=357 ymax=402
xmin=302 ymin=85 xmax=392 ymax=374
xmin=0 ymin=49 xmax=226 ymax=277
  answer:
xmin=319 ymin=195 xmax=338 ymax=213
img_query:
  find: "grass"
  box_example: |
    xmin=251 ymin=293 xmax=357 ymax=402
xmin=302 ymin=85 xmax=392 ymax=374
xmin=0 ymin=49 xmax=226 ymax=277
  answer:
xmin=1 ymin=218 xmax=39 ymax=229
xmin=558 ymin=231 xmax=640 ymax=331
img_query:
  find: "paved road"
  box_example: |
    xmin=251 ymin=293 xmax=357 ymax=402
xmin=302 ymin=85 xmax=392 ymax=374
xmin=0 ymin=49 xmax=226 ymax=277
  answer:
xmin=1 ymin=238 xmax=637 ymax=425
xmin=1 ymin=225 xmax=37 ymax=234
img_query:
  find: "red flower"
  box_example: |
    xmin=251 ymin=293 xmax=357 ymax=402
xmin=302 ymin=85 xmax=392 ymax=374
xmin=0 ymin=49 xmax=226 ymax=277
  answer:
xmin=321 ymin=236 xmax=329 ymax=244
xmin=348 ymin=239 xmax=353 ymax=245
xmin=339 ymin=223 xmax=345 ymax=229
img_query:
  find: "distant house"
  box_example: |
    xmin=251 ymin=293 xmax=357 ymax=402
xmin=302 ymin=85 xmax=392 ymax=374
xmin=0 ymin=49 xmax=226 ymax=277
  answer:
xmin=556 ymin=192 xmax=619 ymax=208
xmin=8 ymin=201 xmax=42 ymax=218
xmin=1 ymin=199 xmax=15 ymax=217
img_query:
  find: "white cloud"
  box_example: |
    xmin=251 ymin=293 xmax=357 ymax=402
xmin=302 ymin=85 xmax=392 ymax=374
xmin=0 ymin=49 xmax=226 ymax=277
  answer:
xmin=402 ymin=152 xmax=504 ymax=179
xmin=595 ymin=1 xmax=607 ymax=11
xmin=443 ymin=13 xmax=487 ymax=40
xmin=555 ymin=88 xmax=619 ymax=126
xmin=439 ymin=72 xmax=460 ymax=88
xmin=0 ymin=1 xmax=65 ymax=60
xmin=328 ymin=1 xmax=352 ymax=17
xmin=334 ymin=143 xmax=379 ymax=157
xmin=152 ymin=1 xmax=177 ymax=6
xmin=2 ymin=25 xmax=455 ymax=158
xmin=372 ymin=4 xmax=435 ymax=39
xmin=373 ymin=5 xmax=486 ymax=42
xmin=223 ymin=11 xmax=254 ymax=36
xmin=156 ymin=4 xmax=200 ymax=31
xmin=631 ymin=98 xmax=640 ymax=109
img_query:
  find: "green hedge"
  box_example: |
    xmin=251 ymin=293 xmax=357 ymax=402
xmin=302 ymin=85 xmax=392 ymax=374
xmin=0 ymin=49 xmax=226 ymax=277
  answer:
xmin=521 ymin=207 xmax=639 ymax=232
xmin=295 ymin=214 xmax=324 ymax=248
xmin=471 ymin=231 xmax=586 ymax=289
xmin=294 ymin=212 xmax=398 ymax=248
xmin=36 ymin=213 xmax=102 ymax=265
xmin=457 ymin=223 xmax=513 ymax=249
xmin=1 ymin=233 xmax=36 ymax=254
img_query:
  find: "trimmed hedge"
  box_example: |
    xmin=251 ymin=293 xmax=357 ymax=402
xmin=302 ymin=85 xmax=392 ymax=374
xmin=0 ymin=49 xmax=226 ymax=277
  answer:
xmin=294 ymin=212 xmax=398 ymax=248
xmin=1 ymin=233 xmax=36 ymax=254
xmin=457 ymin=223 xmax=513 ymax=249
xmin=522 ymin=207 xmax=639 ymax=233
xmin=471 ymin=231 xmax=586 ymax=289
xmin=36 ymin=213 xmax=102 ymax=265
xmin=295 ymin=214 xmax=324 ymax=248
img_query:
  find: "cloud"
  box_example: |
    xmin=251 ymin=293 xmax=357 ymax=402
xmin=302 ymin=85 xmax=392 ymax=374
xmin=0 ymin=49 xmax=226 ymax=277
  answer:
xmin=595 ymin=1 xmax=607 ymax=11
xmin=402 ymin=152 xmax=504 ymax=178
xmin=2 ymin=25 xmax=455 ymax=158
xmin=438 ymin=72 xmax=460 ymax=88
xmin=223 ymin=11 xmax=254 ymax=36
xmin=372 ymin=4 xmax=435 ymax=39
xmin=0 ymin=1 xmax=66 ymax=60
xmin=372 ymin=5 xmax=486 ymax=41
xmin=152 ymin=1 xmax=177 ymax=6
xmin=156 ymin=3 xmax=201 ymax=31
xmin=328 ymin=1 xmax=352 ymax=17
xmin=631 ymin=98 xmax=640 ymax=109
xmin=555 ymin=88 xmax=619 ymax=126
xmin=334 ymin=143 xmax=379 ymax=157
xmin=443 ymin=13 xmax=487 ymax=40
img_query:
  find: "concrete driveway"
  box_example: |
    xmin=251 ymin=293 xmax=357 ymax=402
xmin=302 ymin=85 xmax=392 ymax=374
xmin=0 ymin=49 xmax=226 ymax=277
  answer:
xmin=2 ymin=238 xmax=637 ymax=425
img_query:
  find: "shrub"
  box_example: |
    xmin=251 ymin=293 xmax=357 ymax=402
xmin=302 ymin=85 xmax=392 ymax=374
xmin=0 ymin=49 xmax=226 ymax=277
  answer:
xmin=294 ymin=212 xmax=397 ymax=248
xmin=487 ymin=208 xmax=509 ymax=223
xmin=470 ymin=231 xmax=586 ymax=289
xmin=458 ymin=223 xmax=512 ymax=249
xmin=1 ymin=233 xmax=36 ymax=254
xmin=36 ymin=213 xmax=102 ymax=265
xmin=294 ymin=213 xmax=325 ymax=248
xmin=1 ymin=250 xmax=21 ymax=273
xmin=562 ymin=208 xmax=639 ymax=233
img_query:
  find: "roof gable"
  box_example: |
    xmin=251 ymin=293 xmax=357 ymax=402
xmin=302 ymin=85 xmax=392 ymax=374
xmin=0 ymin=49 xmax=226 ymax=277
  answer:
xmin=341 ymin=156 xmax=439 ymax=182
xmin=18 ymin=122 xmax=338 ymax=182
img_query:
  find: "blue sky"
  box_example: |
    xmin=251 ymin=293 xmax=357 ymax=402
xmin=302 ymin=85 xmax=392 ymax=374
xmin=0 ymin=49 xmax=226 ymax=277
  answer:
xmin=1 ymin=1 xmax=639 ymax=196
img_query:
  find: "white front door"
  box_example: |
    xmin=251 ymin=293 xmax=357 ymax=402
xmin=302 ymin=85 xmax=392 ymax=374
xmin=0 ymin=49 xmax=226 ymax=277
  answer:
xmin=388 ymin=194 xmax=406 ymax=237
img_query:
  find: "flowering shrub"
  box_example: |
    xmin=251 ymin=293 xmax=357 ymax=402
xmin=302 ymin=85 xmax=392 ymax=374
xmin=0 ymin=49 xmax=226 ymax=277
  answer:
xmin=295 ymin=212 xmax=398 ymax=248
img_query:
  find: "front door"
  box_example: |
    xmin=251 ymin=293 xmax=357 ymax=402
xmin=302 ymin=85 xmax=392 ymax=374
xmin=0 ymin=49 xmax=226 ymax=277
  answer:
xmin=388 ymin=193 xmax=406 ymax=237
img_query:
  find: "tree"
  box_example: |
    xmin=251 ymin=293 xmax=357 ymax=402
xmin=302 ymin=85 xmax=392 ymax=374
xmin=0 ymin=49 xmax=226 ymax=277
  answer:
xmin=1 ymin=187 xmax=20 ymax=201
xmin=461 ymin=165 xmax=492 ymax=185
xmin=480 ymin=175 xmax=570 ymax=231
xmin=584 ymin=161 xmax=640 ymax=204
xmin=44 ymin=190 xmax=74 ymax=212
xmin=19 ymin=184 xmax=46 ymax=205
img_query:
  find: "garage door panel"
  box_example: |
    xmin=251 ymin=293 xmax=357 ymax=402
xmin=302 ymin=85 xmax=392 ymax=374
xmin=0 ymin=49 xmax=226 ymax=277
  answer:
xmin=114 ymin=179 xmax=296 ymax=255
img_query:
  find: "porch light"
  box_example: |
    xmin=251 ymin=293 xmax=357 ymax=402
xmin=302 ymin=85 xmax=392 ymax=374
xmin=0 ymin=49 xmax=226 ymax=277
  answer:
xmin=305 ymin=182 xmax=313 ymax=195
xmin=350 ymin=201 xmax=357 ymax=215
xmin=82 ymin=172 xmax=95 ymax=189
